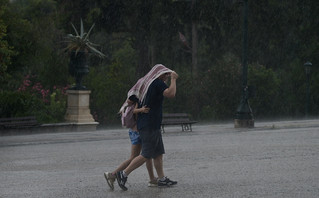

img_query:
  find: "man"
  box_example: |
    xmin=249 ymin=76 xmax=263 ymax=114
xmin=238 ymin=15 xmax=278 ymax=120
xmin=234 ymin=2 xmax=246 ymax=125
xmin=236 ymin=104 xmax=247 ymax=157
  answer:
xmin=116 ymin=64 xmax=179 ymax=191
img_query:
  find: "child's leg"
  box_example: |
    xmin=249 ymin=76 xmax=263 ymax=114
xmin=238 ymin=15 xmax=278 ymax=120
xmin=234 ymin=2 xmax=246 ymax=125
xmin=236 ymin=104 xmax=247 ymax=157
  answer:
xmin=146 ymin=158 xmax=156 ymax=180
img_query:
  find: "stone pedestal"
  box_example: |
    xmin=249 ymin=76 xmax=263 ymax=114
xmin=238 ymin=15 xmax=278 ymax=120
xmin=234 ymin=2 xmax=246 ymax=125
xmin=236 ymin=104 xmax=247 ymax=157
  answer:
xmin=65 ymin=90 xmax=98 ymax=130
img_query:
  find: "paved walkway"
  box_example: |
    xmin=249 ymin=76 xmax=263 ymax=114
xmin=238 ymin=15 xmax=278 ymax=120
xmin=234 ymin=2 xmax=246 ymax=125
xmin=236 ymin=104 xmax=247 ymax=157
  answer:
xmin=1 ymin=119 xmax=319 ymax=198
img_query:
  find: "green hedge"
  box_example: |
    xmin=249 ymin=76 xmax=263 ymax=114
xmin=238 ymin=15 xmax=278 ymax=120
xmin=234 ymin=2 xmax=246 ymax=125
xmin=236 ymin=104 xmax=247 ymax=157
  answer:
xmin=0 ymin=89 xmax=66 ymax=123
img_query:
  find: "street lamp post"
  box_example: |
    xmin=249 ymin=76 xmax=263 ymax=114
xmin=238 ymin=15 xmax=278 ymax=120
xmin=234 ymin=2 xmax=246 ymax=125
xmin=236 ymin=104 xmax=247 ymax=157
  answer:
xmin=304 ymin=61 xmax=312 ymax=118
xmin=234 ymin=0 xmax=254 ymax=128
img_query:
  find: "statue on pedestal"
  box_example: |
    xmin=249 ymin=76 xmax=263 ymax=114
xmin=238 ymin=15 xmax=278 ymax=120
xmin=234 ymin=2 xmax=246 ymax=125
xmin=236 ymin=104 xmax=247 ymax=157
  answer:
xmin=64 ymin=19 xmax=105 ymax=90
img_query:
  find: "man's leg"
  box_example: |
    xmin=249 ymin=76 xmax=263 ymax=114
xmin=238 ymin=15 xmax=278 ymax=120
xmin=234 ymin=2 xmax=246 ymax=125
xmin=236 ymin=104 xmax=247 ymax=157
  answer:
xmin=153 ymin=154 xmax=164 ymax=178
xmin=154 ymin=155 xmax=177 ymax=187
xmin=116 ymin=155 xmax=147 ymax=190
xmin=124 ymin=155 xmax=147 ymax=175
xmin=112 ymin=144 xmax=141 ymax=174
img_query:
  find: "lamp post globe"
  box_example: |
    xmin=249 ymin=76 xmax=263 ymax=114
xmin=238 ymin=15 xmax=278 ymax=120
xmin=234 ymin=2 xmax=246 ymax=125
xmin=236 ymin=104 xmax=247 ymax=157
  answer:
xmin=304 ymin=61 xmax=312 ymax=75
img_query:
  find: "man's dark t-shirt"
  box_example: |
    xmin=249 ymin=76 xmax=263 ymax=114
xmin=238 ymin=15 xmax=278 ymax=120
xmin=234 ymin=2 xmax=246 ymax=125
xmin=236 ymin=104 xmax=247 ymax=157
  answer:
xmin=137 ymin=78 xmax=168 ymax=131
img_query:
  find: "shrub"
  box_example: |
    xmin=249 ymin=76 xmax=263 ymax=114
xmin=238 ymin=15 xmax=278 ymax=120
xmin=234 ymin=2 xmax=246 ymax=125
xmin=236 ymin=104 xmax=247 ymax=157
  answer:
xmin=200 ymin=53 xmax=241 ymax=120
xmin=0 ymin=75 xmax=68 ymax=123
xmin=87 ymin=61 xmax=133 ymax=126
xmin=0 ymin=90 xmax=41 ymax=118
xmin=248 ymin=63 xmax=281 ymax=118
xmin=36 ymin=87 xmax=68 ymax=123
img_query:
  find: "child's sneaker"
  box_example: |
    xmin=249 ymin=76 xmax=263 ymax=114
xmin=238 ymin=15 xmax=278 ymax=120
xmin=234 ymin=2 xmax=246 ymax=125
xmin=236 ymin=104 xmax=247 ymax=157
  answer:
xmin=148 ymin=177 xmax=158 ymax=187
xmin=104 ymin=172 xmax=115 ymax=190
xmin=116 ymin=171 xmax=128 ymax=191
xmin=158 ymin=177 xmax=177 ymax=187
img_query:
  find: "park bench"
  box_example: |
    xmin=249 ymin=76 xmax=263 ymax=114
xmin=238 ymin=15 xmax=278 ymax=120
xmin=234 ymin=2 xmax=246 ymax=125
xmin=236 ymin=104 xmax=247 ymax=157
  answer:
xmin=161 ymin=113 xmax=197 ymax=133
xmin=0 ymin=116 xmax=39 ymax=129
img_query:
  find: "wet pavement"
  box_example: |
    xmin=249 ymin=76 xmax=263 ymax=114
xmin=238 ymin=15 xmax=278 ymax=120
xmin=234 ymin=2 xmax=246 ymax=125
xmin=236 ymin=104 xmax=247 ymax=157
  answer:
xmin=1 ymin=119 xmax=319 ymax=198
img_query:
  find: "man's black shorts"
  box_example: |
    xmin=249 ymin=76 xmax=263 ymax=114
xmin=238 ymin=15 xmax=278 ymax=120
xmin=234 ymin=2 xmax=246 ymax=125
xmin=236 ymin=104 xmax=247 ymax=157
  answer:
xmin=139 ymin=129 xmax=165 ymax=159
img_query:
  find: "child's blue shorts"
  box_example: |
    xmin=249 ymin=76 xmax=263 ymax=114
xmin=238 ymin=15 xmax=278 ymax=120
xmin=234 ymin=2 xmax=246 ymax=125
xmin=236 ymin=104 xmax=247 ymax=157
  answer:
xmin=128 ymin=129 xmax=142 ymax=145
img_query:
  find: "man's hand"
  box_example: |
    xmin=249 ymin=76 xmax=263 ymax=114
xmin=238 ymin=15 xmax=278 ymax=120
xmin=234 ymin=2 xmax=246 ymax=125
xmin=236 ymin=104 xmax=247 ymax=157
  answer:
xmin=171 ymin=71 xmax=179 ymax=80
xmin=163 ymin=71 xmax=178 ymax=98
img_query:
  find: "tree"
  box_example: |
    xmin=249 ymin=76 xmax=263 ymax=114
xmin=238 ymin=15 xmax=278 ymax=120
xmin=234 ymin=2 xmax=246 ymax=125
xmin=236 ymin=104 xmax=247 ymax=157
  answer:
xmin=0 ymin=0 xmax=16 ymax=86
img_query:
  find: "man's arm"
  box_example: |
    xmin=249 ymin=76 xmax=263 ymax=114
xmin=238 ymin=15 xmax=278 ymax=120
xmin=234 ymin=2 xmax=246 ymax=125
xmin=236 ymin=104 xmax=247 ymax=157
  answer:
xmin=163 ymin=71 xmax=179 ymax=98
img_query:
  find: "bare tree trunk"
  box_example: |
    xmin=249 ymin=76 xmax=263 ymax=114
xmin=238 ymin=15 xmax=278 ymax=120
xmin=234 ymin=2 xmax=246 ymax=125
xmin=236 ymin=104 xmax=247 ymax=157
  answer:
xmin=135 ymin=0 xmax=152 ymax=77
xmin=191 ymin=0 xmax=199 ymax=116
xmin=137 ymin=42 xmax=150 ymax=77
xmin=150 ymin=45 xmax=156 ymax=67
xmin=192 ymin=21 xmax=198 ymax=80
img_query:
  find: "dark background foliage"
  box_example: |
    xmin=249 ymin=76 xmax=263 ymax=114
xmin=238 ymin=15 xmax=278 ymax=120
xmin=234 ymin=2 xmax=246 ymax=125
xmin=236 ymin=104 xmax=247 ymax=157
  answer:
xmin=1 ymin=0 xmax=318 ymax=126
